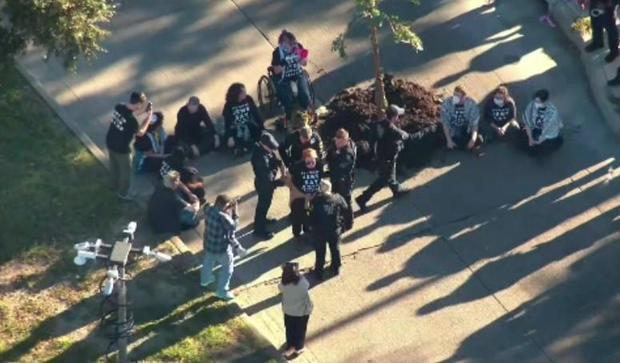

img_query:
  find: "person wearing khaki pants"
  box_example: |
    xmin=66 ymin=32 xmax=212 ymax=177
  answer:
xmin=105 ymin=91 xmax=152 ymax=200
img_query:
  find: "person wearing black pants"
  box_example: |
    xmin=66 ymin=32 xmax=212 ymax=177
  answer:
xmin=327 ymin=128 xmax=357 ymax=211
xmin=289 ymin=149 xmax=323 ymax=242
xmin=585 ymin=0 xmax=619 ymax=63
xmin=310 ymin=180 xmax=351 ymax=280
xmin=279 ymin=262 xmax=313 ymax=360
xmin=355 ymin=105 xmax=411 ymax=212
xmin=251 ymin=132 xmax=285 ymax=240
xmin=519 ymin=89 xmax=564 ymax=157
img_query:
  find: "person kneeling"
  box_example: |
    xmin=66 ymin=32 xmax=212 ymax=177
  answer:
xmin=440 ymin=85 xmax=483 ymax=152
xmin=520 ymin=89 xmax=563 ymax=157
xmin=148 ymin=171 xmax=200 ymax=234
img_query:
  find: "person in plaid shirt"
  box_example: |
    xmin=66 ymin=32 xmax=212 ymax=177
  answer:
xmin=200 ymin=194 xmax=247 ymax=300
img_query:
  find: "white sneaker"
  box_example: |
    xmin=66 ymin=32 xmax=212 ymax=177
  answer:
xmin=216 ymin=291 xmax=235 ymax=301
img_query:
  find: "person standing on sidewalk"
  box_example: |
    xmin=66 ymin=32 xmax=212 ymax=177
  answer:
xmin=326 ymin=128 xmax=356 ymax=212
xmin=251 ymin=131 xmax=286 ymax=240
xmin=288 ymin=148 xmax=324 ymax=242
xmin=201 ymin=194 xmax=247 ymax=301
xmin=279 ymin=262 xmax=313 ymax=360
xmin=355 ymin=105 xmax=411 ymax=212
xmin=310 ymin=180 xmax=352 ymax=280
xmin=584 ymin=0 xmax=619 ymax=63
xmin=106 ymin=91 xmax=151 ymax=200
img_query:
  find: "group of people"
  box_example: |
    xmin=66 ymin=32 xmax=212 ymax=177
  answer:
xmin=104 ymin=26 xmax=567 ymax=359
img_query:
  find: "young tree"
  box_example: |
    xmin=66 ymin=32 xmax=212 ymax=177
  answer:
xmin=0 ymin=0 xmax=115 ymax=71
xmin=332 ymin=0 xmax=423 ymax=112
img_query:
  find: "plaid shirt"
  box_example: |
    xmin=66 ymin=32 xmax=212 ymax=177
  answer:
xmin=204 ymin=205 xmax=239 ymax=254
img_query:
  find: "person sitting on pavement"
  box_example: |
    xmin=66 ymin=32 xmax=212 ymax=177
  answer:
xmin=440 ymin=85 xmax=483 ymax=151
xmin=223 ymin=83 xmax=264 ymax=156
xmin=147 ymin=170 xmax=200 ymax=234
xmin=355 ymin=105 xmax=411 ymax=212
xmin=201 ymin=195 xmax=247 ymax=301
xmin=279 ymin=262 xmax=313 ymax=360
xmin=281 ymin=121 xmax=324 ymax=168
xmin=175 ymin=96 xmax=219 ymax=158
xmin=287 ymin=148 xmax=323 ymax=242
xmin=251 ymin=131 xmax=287 ymax=240
xmin=310 ymin=180 xmax=352 ymax=281
xmin=106 ymin=91 xmax=152 ymax=201
xmin=519 ymin=89 xmax=563 ymax=156
xmin=483 ymin=86 xmax=519 ymax=142
xmin=326 ymin=128 xmax=357 ymax=211
xmin=134 ymin=111 xmax=176 ymax=173
xmin=160 ymin=147 xmax=206 ymax=204
xmin=271 ymin=30 xmax=312 ymax=123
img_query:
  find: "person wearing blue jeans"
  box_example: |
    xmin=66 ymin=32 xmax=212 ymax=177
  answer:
xmin=200 ymin=194 xmax=247 ymax=300
xmin=271 ymin=30 xmax=312 ymax=122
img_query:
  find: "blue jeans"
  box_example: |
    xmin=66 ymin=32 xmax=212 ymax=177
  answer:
xmin=276 ymin=75 xmax=311 ymax=120
xmin=180 ymin=208 xmax=199 ymax=228
xmin=200 ymin=246 xmax=234 ymax=294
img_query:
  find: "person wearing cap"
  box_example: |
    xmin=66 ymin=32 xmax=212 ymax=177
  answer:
xmin=355 ymin=105 xmax=411 ymax=211
xmin=134 ymin=111 xmax=177 ymax=173
xmin=326 ymin=128 xmax=357 ymax=211
xmin=251 ymin=131 xmax=286 ymax=240
xmin=147 ymin=170 xmax=200 ymax=235
xmin=175 ymin=96 xmax=219 ymax=158
xmin=201 ymin=194 xmax=247 ymax=301
xmin=441 ymin=85 xmax=482 ymax=151
xmin=519 ymin=89 xmax=563 ymax=156
xmin=310 ymin=180 xmax=351 ymax=280
xmin=287 ymin=148 xmax=324 ymax=242
xmin=106 ymin=91 xmax=152 ymax=201
xmin=280 ymin=121 xmax=324 ymax=168
xmin=223 ymin=83 xmax=265 ymax=156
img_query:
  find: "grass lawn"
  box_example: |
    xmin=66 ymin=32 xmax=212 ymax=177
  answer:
xmin=0 ymin=64 xmax=279 ymax=363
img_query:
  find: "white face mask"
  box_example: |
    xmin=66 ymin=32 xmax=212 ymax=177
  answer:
xmin=493 ymin=97 xmax=504 ymax=107
xmin=535 ymin=101 xmax=544 ymax=109
xmin=452 ymin=95 xmax=461 ymax=104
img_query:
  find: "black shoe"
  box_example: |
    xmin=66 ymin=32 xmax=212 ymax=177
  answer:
xmin=313 ymin=270 xmax=324 ymax=281
xmin=355 ymin=195 xmax=367 ymax=212
xmin=605 ymin=52 xmax=619 ymax=63
xmin=585 ymin=42 xmax=603 ymax=53
xmin=608 ymin=70 xmax=620 ymax=87
xmin=254 ymin=230 xmax=274 ymax=240
xmin=331 ymin=265 xmax=341 ymax=276
xmin=266 ymin=218 xmax=277 ymax=224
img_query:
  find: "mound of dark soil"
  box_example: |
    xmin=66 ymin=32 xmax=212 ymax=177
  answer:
xmin=320 ymin=74 xmax=443 ymax=168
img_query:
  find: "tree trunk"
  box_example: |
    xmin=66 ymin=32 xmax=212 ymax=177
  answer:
xmin=370 ymin=24 xmax=387 ymax=113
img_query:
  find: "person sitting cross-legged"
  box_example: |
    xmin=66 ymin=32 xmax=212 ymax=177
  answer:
xmin=482 ymin=86 xmax=520 ymax=142
xmin=519 ymin=89 xmax=563 ymax=157
xmin=223 ymin=83 xmax=264 ymax=156
xmin=134 ymin=111 xmax=176 ymax=173
xmin=440 ymin=85 xmax=483 ymax=151
xmin=175 ymin=96 xmax=219 ymax=158
xmin=147 ymin=170 xmax=200 ymax=235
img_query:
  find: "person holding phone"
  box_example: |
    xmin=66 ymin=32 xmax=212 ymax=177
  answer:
xmin=201 ymin=194 xmax=247 ymax=301
xmin=105 ymin=91 xmax=152 ymax=200
xmin=279 ymin=262 xmax=313 ymax=360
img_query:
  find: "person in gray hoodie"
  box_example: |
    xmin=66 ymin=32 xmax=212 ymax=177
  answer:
xmin=519 ymin=89 xmax=563 ymax=156
xmin=440 ymin=85 xmax=483 ymax=151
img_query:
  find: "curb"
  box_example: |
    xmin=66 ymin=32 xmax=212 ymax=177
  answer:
xmin=13 ymin=61 xmax=111 ymax=169
xmin=546 ymin=0 xmax=620 ymax=135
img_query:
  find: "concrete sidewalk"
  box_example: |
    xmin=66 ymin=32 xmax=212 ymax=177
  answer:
xmin=17 ymin=0 xmax=620 ymax=362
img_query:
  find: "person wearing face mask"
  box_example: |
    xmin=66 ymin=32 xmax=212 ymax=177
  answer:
xmin=175 ymin=96 xmax=219 ymax=158
xmin=520 ymin=89 xmax=563 ymax=156
xmin=483 ymin=86 xmax=519 ymax=142
xmin=271 ymin=30 xmax=311 ymax=123
xmin=355 ymin=105 xmax=412 ymax=212
xmin=441 ymin=86 xmax=483 ymax=152
xmin=223 ymin=83 xmax=265 ymax=156
xmin=287 ymin=148 xmax=324 ymax=242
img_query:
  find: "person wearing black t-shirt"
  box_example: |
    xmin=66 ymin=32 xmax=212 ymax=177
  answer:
xmin=223 ymin=83 xmax=264 ymax=156
xmin=160 ymin=147 xmax=205 ymax=204
xmin=288 ymin=148 xmax=323 ymax=241
xmin=175 ymin=96 xmax=219 ymax=158
xmin=326 ymin=128 xmax=357 ymax=214
xmin=134 ymin=112 xmax=176 ymax=173
xmin=271 ymin=30 xmax=311 ymax=123
xmin=483 ymin=86 xmax=519 ymax=142
xmin=148 ymin=170 xmax=200 ymax=234
xmin=105 ymin=91 xmax=151 ymax=200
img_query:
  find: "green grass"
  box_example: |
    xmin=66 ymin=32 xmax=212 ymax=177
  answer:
xmin=0 ymin=64 xmax=278 ymax=363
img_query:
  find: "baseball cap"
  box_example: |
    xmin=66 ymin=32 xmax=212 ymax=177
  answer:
xmin=386 ymin=104 xmax=405 ymax=119
xmin=260 ymin=131 xmax=279 ymax=150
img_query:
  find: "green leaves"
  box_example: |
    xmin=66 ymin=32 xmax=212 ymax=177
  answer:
xmin=387 ymin=15 xmax=423 ymax=52
xmin=0 ymin=0 xmax=115 ymax=71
